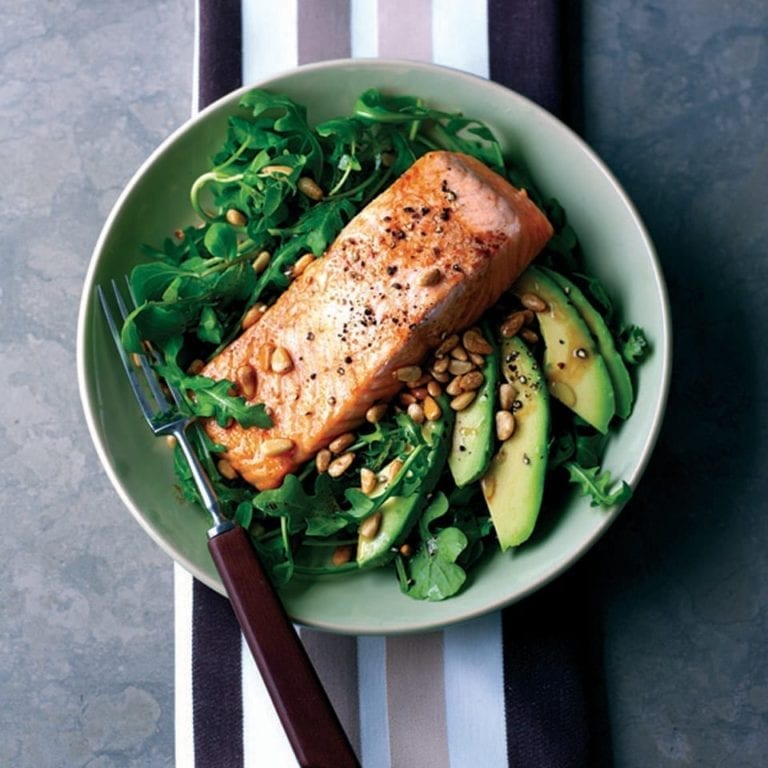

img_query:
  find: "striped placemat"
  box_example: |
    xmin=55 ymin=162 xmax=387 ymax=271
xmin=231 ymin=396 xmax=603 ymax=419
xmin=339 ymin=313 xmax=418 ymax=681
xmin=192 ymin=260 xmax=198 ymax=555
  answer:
xmin=177 ymin=2 xmax=601 ymax=766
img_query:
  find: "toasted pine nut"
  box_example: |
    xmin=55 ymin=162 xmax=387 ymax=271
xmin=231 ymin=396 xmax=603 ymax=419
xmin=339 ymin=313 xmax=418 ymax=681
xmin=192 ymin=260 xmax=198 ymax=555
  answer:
xmin=458 ymin=370 xmax=485 ymax=391
xmin=395 ymin=365 xmax=422 ymax=383
xmin=520 ymin=292 xmax=548 ymax=312
xmin=399 ymin=391 xmax=418 ymax=406
xmin=469 ymin=352 xmax=486 ymax=367
xmin=520 ymin=329 xmax=540 ymax=344
xmin=258 ymin=342 xmax=275 ymax=370
xmin=328 ymin=451 xmax=355 ymax=478
xmin=298 ymin=176 xmax=324 ymax=201
xmin=410 ymin=386 xmax=429 ymax=400
xmin=431 ymin=370 xmax=450 ymax=383
xmin=431 ymin=356 xmax=450 ymax=375
xmin=399 ymin=543 xmax=413 ymax=557
xmin=165 ymin=435 xmax=177 ymax=448
xmin=450 ymin=345 xmax=469 ymax=361
xmin=435 ymin=334 xmax=460 ymax=357
xmin=446 ymin=377 xmax=464 ymax=396
xmin=271 ymin=346 xmax=293 ymax=373
xmin=500 ymin=311 xmax=527 ymax=337
xmin=187 ymin=358 xmax=205 ymax=375
xmin=243 ymin=303 xmax=268 ymax=330
xmin=450 ymin=390 xmax=477 ymax=411
xmin=448 ymin=359 xmax=474 ymax=376
xmin=495 ymin=410 xmax=516 ymax=441
xmin=407 ymin=402 xmax=426 ymax=424
xmin=406 ymin=373 xmax=432 ymax=389
xmin=359 ymin=511 xmax=383 ymax=539
xmin=252 ymin=250 xmax=271 ymax=274
xmin=386 ymin=458 xmax=404 ymax=483
xmin=463 ymin=328 xmax=493 ymax=355
xmin=217 ymin=458 xmax=238 ymax=480
xmin=365 ymin=403 xmax=388 ymax=423
xmin=225 ymin=208 xmax=247 ymax=227
xmin=262 ymin=438 xmax=295 ymax=457
xmin=291 ymin=252 xmax=315 ymax=278
xmin=360 ymin=467 xmax=377 ymax=495
xmin=426 ymin=380 xmax=442 ymax=398
xmin=329 ymin=432 xmax=356 ymax=454
xmin=331 ymin=545 xmax=354 ymax=566
xmin=315 ymin=448 xmax=332 ymax=473
xmin=499 ymin=383 xmax=519 ymax=411
xmin=423 ymin=395 xmax=442 ymax=421
xmin=236 ymin=364 xmax=257 ymax=399
xmin=420 ymin=267 xmax=442 ymax=286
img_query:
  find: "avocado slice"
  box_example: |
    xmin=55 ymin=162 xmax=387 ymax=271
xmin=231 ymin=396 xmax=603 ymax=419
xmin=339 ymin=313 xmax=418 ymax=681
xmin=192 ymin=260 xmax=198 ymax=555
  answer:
xmin=512 ymin=266 xmax=616 ymax=433
xmin=481 ymin=336 xmax=549 ymax=550
xmin=541 ymin=267 xmax=633 ymax=419
xmin=448 ymin=332 xmax=499 ymax=487
xmin=357 ymin=403 xmax=453 ymax=568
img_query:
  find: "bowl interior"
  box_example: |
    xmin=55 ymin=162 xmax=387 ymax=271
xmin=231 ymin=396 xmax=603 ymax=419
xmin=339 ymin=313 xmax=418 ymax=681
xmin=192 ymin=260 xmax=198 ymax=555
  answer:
xmin=77 ymin=59 xmax=670 ymax=634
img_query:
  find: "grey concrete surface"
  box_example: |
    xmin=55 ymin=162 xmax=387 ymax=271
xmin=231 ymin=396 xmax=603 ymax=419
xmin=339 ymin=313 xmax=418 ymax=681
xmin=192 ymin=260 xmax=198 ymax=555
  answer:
xmin=1 ymin=1 xmax=767 ymax=766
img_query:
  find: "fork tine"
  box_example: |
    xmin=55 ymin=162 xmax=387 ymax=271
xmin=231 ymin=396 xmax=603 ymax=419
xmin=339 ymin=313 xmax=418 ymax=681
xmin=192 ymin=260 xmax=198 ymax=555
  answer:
xmin=96 ymin=280 xmax=170 ymax=422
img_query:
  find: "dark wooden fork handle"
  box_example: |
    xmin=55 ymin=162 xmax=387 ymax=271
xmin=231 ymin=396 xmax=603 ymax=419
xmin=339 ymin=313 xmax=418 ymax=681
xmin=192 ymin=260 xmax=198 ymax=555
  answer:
xmin=208 ymin=525 xmax=360 ymax=768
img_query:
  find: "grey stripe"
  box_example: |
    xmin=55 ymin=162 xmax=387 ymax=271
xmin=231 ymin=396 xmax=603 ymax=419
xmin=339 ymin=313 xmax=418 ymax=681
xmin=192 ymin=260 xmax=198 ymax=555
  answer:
xmin=297 ymin=0 xmax=352 ymax=64
xmin=378 ymin=0 xmax=433 ymax=60
xmin=299 ymin=629 xmax=362 ymax=757
xmin=386 ymin=632 xmax=450 ymax=768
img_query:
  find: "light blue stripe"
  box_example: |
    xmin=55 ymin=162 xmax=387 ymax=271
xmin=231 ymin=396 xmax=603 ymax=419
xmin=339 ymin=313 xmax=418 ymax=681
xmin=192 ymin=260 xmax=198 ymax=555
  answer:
xmin=357 ymin=635 xmax=391 ymax=768
xmin=350 ymin=0 xmax=378 ymax=58
xmin=432 ymin=0 xmax=489 ymax=78
xmin=241 ymin=0 xmax=299 ymax=85
xmin=443 ymin=611 xmax=508 ymax=768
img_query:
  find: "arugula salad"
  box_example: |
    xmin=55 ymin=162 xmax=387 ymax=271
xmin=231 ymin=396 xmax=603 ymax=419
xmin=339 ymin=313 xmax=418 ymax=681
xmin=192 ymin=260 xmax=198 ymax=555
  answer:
xmin=121 ymin=88 xmax=649 ymax=601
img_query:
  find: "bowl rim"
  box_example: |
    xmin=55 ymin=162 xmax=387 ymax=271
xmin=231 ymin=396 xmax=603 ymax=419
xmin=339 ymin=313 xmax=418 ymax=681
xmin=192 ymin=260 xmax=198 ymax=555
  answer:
xmin=76 ymin=57 xmax=672 ymax=633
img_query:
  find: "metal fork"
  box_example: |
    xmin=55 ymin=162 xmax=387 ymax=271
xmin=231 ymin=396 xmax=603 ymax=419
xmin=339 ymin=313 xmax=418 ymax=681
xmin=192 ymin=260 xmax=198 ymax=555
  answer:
xmin=98 ymin=277 xmax=359 ymax=768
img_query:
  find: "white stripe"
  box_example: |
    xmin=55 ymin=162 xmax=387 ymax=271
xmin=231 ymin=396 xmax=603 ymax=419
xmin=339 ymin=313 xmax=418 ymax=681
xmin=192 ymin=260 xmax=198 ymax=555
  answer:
xmin=443 ymin=612 xmax=508 ymax=768
xmin=432 ymin=0 xmax=489 ymax=78
xmin=242 ymin=0 xmax=299 ymax=86
xmin=241 ymin=634 xmax=300 ymax=768
xmin=350 ymin=0 xmax=379 ymax=57
xmin=191 ymin=0 xmax=201 ymax=113
xmin=173 ymin=564 xmax=195 ymax=767
xmin=357 ymin=636 xmax=391 ymax=768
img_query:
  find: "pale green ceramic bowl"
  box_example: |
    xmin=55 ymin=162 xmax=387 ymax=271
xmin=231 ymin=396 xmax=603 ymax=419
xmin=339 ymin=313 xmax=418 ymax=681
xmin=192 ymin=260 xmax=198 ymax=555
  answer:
xmin=77 ymin=59 xmax=671 ymax=634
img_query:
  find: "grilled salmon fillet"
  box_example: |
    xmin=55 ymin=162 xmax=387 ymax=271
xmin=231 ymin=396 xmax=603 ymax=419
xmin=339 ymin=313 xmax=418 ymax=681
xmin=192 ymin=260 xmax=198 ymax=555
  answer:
xmin=203 ymin=150 xmax=553 ymax=490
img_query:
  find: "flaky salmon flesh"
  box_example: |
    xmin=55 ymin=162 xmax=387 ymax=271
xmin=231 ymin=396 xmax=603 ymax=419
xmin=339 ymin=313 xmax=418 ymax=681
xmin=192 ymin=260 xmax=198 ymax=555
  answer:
xmin=203 ymin=150 xmax=553 ymax=490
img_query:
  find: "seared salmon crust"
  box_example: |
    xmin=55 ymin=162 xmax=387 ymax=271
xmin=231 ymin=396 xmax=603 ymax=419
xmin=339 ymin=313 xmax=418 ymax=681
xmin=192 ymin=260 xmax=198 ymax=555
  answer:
xmin=203 ymin=150 xmax=553 ymax=490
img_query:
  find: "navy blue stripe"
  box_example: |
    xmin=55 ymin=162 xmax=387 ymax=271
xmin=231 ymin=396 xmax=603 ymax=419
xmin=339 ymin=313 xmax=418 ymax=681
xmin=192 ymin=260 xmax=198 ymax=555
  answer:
xmin=198 ymin=0 xmax=243 ymax=107
xmin=192 ymin=578 xmax=244 ymax=768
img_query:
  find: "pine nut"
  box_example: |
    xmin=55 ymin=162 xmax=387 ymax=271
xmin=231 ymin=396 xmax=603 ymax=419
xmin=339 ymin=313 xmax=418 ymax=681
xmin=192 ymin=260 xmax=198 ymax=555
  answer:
xmin=225 ymin=208 xmax=247 ymax=227
xmin=165 ymin=435 xmax=177 ymax=448
xmin=520 ymin=292 xmax=548 ymax=312
xmin=458 ymin=370 xmax=485 ymax=391
xmin=386 ymin=458 xmax=404 ymax=483
xmin=271 ymin=346 xmax=293 ymax=373
xmin=410 ymin=386 xmax=429 ymax=400
xmin=332 ymin=545 xmax=354 ymax=566
xmin=187 ymin=358 xmax=205 ymax=375
xmin=262 ymin=438 xmax=295 ymax=457
xmin=495 ymin=410 xmax=516 ymax=441
xmin=252 ymin=250 xmax=271 ymax=274
xmin=407 ymin=402 xmax=426 ymax=424
xmin=291 ymin=252 xmax=315 ymax=278
xmin=448 ymin=359 xmax=474 ymax=376
xmin=463 ymin=328 xmax=493 ymax=355
xmin=236 ymin=364 xmax=257 ymax=399
xmin=499 ymin=383 xmax=518 ymax=411
xmin=360 ymin=467 xmax=377 ymax=495
xmin=328 ymin=451 xmax=355 ymax=478
xmin=423 ymin=395 xmax=442 ymax=421
xmin=365 ymin=403 xmax=388 ymax=423
xmin=450 ymin=345 xmax=469 ymax=361
xmin=431 ymin=370 xmax=450 ymax=383
xmin=315 ymin=448 xmax=332 ymax=473
xmin=399 ymin=543 xmax=412 ymax=557
xmin=395 ymin=365 xmax=422 ymax=383
xmin=450 ymin=390 xmax=477 ymax=411
xmin=435 ymin=334 xmax=460 ymax=357
xmin=329 ymin=432 xmax=356 ymax=454
xmin=500 ymin=311 xmax=526 ymax=337
xmin=520 ymin=329 xmax=539 ymax=344
xmin=400 ymin=391 xmax=418 ymax=406
xmin=217 ymin=458 xmax=238 ymax=480
xmin=431 ymin=356 xmax=450 ymax=375
xmin=243 ymin=303 xmax=268 ymax=330
xmin=406 ymin=373 xmax=432 ymax=389
xmin=298 ymin=176 xmax=324 ymax=201
xmin=446 ymin=377 xmax=464 ymax=396
xmin=426 ymin=380 xmax=442 ymax=397
xmin=359 ymin=510 xmax=382 ymax=539
xmin=258 ymin=342 xmax=275 ymax=370
xmin=420 ymin=267 xmax=442 ymax=286
xmin=469 ymin=352 xmax=486 ymax=367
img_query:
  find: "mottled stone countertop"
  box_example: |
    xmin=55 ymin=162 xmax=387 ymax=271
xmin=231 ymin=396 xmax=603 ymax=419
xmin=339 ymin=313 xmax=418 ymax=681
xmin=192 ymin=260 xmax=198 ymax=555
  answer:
xmin=2 ymin=2 xmax=767 ymax=766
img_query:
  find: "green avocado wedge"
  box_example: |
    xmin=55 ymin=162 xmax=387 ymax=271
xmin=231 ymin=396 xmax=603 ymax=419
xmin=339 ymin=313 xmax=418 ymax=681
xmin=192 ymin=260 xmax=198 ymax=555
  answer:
xmin=541 ymin=267 xmax=634 ymax=419
xmin=512 ymin=266 xmax=616 ymax=434
xmin=448 ymin=331 xmax=499 ymax=487
xmin=356 ymin=402 xmax=453 ymax=568
xmin=481 ymin=336 xmax=550 ymax=550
